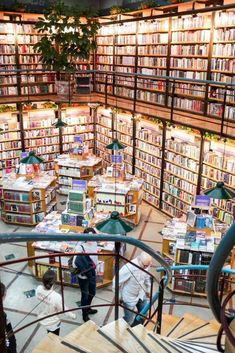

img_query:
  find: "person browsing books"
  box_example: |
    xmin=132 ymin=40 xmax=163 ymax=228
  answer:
xmin=112 ymin=252 xmax=152 ymax=326
xmin=73 ymin=227 xmax=98 ymax=322
xmin=36 ymin=269 xmax=76 ymax=335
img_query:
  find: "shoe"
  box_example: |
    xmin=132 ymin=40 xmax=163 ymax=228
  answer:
xmin=83 ymin=315 xmax=90 ymax=322
xmin=88 ymin=309 xmax=98 ymax=315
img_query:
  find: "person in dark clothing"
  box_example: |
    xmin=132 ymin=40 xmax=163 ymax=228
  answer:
xmin=74 ymin=227 xmax=98 ymax=322
xmin=0 ymin=282 xmax=17 ymax=353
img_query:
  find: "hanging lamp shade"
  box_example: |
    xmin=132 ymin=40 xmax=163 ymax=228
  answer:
xmin=106 ymin=138 xmax=126 ymax=150
xmin=20 ymin=151 xmax=44 ymax=164
xmin=52 ymin=118 xmax=67 ymax=128
xmin=203 ymin=181 xmax=235 ymax=200
xmin=95 ymin=211 xmax=133 ymax=234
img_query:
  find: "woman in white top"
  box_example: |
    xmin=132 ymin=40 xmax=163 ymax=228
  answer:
xmin=36 ymin=269 xmax=76 ymax=335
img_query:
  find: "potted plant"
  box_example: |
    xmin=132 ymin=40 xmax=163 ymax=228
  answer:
xmin=138 ymin=1 xmax=158 ymax=10
xmin=33 ymin=0 xmax=100 ymax=100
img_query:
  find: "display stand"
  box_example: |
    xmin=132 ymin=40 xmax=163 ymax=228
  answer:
xmin=161 ymin=198 xmax=229 ymax=296
xmin=1 ymin=173 xmax=56 ymax=226
xmin=55 ymin=154 xmax=103 ymax=195
xmin=27 ymin=212 xmax=114 ymax=288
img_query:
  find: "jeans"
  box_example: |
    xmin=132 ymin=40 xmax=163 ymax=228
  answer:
xmin=78 ymin=271 xmax=96 ymax=319
xmin=123 ymin=298 xmax=148 ymax=326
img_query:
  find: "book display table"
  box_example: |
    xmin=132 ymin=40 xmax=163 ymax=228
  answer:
xmin=55 ymin=154 xmax=103 ymax=195
xmin=27 ymin=211 xmax=115 ymax=288
xmin=88 ymin=174 xmax=143 ymax=225
xmin=161 ymin=215 xmax=229 ymax=296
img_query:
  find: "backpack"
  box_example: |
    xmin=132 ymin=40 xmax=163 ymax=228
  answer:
xmin=68 ymin=244 xmax=85 ymax=275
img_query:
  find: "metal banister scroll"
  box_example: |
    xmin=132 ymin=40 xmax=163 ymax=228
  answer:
xmin=207 ymin=222 xmax=235 ymax=323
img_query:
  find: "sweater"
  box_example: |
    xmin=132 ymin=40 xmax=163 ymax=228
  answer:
xmin=36 ymin=285 xmax=76 ymax=331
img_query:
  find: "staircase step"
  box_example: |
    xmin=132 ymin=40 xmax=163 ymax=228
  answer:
xmin=175 ymin=339 xmax=219 ymax=352
xmin=131 ymin=325 xmax=166 ymax=353
xmin=31 ymin=333 xmax=90 ymax=353
xmin=99 ymin=318 xmax=155 ymax=353
xmin=147 ymin=332 xmax=191 ymax=353
xmin=155 ymin=335 xmax=219 ymax=353
xmin=64 ymin=320 xmax=122 ymax=353
xmin=179 ymin=322 xmax=219 ymax=340
xmin=168 ymin=313 xmax=208 ymax=339
xmin=161 ymin=313 xmax=182 ymax=336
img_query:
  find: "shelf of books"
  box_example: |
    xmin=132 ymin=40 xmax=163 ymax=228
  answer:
xmin=22 ymin=106 xmax=60 ymax=171
xmin=95 ymin=23 xmax=115 ymax=94
xmin=60 ymin=106 xmax=94 ymax=153
xmin=168 ymin=13 xmax=211 ymax=113
xmin=135 ymin=117 xmax=163 ymax=208
xmin=161 ymin=202 xmax=229 ymax=296
xmin=1 ymin=174 xmax=56 ymax=225
xmin=201 ymin=136 xmax=235 ymax=225
xmin=207 ymin=9 xmax=235 ymax=121
xmin=162 ymin=127 xmax=200 ymax=218
xmin=96 ymin=108 xmax=133 ymax=174
xmin=0 ymin=105 xmax=22 ymax=177
xmin=136 ymin=16 xmax=169 ymax=105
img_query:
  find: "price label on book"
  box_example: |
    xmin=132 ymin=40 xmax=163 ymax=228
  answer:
xmin=194 ymin=195 xmax=211 ymax=207
xmin=74 ymin=136 xmax=83 ymax=143
xmin=72 ymin=179 xmax=87 ymax=191
xmin=111 ymin=155 xmax=122 ymax=164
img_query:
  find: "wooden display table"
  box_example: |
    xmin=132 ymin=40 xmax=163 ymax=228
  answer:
xmin=55 ymin=154 xmax=102 ymax=195
xmin=1 ymin=173 xmax=56 ymax=226
xmin=28 ymin=212 xmax=114 ymax=289
xmin=88 ymin=174 xmax=143 ymax=225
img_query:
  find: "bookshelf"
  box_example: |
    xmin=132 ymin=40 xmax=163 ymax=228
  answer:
xmin=95 ymin=108 xmax=134 ymax=174
xmin=0 ymin=106 xmax=21 ymax=176
xmin=162 ymin=127 xmax=200 ymax=218
xmin=22 ymin=107 xmax=59 ymax=171
xmin=201 ymin=137 xmax=235 ymax=225
xmin=2 ymin=174 xmax=56 ymax=225
xmin=135 ymin=118 xmax=163 ymax=209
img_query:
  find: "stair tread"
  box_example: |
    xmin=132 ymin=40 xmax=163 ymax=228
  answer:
xmin=100 ymin=318 xmax=153 ymax=353
xmin=64 ymin=320 xmax=99 ymax=343
xmin=31 ymin=333 xmax=87 ymax=353
xmin=131 ymin=325 xmax=167 ymax=353
xmin=161 ymin=313 xmax=182 ymax=336
xmin=64 ymin=320 xmax=122 ymax=353
xmin=179 ymin=321 xmax=218 ymax=340
xmin=155 ymin=334 xmax=220 ymax=353
xmin=168 ymin=313 xmax=208 ymax=338
xmin=147 ymin=332 xmax=194 ymax=353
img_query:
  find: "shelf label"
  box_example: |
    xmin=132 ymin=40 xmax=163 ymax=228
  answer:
xmin=72 ymin=179 xmax=87 ymax=191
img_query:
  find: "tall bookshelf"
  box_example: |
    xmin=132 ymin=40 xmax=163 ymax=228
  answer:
xmin=135 ymin=117 xmax=163 ymax=208
xmin=0 ymin=105 xmax=22 ymax=176
xmin=162 ymin=127 xmax=200 ymax=218
xmin=201 ymin=136 xmax=235 ymax=225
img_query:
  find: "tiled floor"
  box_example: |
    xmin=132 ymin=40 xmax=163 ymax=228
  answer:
xmin=0 ymin=202 xmax=214 ymax=353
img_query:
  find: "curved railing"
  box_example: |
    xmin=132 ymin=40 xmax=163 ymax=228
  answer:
xmin=207 ymin=222 xmax=235 ymax=323
xmin=0 ymin=231 xmax=171 ymax=352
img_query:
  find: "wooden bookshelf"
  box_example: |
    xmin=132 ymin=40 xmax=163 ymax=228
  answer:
xmin=2 ymin=174 xmax=56 ymax=225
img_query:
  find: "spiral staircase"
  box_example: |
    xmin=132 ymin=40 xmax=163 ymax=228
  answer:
xmin=32 ymin=313 xmax=224 ymax=353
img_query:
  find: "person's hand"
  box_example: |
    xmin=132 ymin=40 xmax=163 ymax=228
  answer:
xmin=146 ymin=292 xmax=151 ymax=299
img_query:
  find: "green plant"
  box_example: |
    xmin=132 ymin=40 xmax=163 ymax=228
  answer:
xmin=138 ymin=1 xmax=158 ymax=10
xmin=110 ymin=6 xmax=129 ymax=15
xmin=33 ymin=0 xmax=100 ymax=74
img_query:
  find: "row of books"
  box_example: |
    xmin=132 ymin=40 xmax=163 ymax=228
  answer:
xmin=202 ymin=166 xmax=235 ymax=185
xmin=211 ymin=58 xmax=235 ymax=72
xmin=170 ymin=58 xmax=208 ymax=70
xmin=163 ymin=182 xmax=193 ymax=204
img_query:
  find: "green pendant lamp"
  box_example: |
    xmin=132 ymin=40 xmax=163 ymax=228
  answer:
xmin=106 ymin=138 xmax=126 ymax=150
xmin=20 ymin=151 xmax=44 ymax=164
xmin=52 ymin=118 xmax=67 ymax=128
xmin=203 ymin=181 xmax=235 ymax=200
xmin=96 ymin=211 xmax=133 ymax=234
